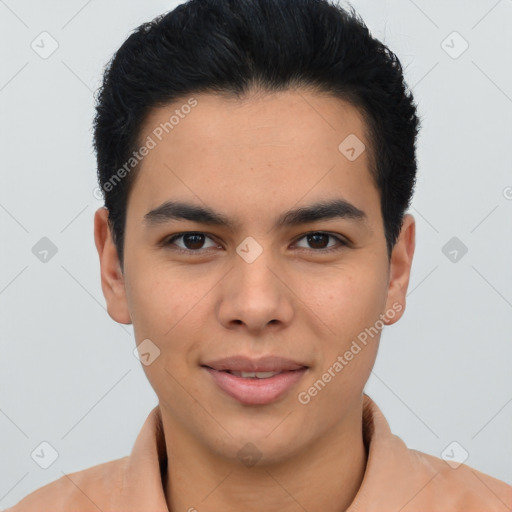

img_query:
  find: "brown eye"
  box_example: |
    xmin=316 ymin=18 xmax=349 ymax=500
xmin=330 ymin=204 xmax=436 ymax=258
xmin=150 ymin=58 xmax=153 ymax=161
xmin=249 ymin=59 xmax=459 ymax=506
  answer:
xmin=181 ymin=233 xmax=206 ymax=250
xmin=294 ymin=232 xmax=347 ymax=252
xmin=306 ymin=233 xmax=330 ymax=249
xmin=166 ymin=232 xmax=218 ymax=252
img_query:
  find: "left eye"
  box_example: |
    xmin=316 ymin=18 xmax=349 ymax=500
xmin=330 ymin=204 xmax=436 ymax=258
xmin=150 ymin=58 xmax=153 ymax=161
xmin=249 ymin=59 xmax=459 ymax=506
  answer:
xmin=164 ymin=231 xmax=346 ymax=253
xmin=294 ymin=232 xmax=346 ymax=251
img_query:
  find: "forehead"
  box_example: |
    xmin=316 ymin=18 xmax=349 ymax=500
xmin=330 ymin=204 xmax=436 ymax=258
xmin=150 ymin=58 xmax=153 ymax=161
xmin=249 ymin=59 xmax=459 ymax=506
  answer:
xmin=127 ymin=89 xmax=380 ymax=228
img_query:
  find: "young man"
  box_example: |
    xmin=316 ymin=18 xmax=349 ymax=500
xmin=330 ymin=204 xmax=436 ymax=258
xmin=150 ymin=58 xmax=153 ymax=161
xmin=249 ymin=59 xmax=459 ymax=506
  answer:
xmin=7 ymin=0 xmax=511 ymax=510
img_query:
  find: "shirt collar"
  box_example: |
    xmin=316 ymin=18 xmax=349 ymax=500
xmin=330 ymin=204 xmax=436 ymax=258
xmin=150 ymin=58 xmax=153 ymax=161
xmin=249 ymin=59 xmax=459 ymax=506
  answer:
xmin=121 ymin=394 xmax=409 ymax=510
xmin=120 ymin=394 xmax=511 ymax=511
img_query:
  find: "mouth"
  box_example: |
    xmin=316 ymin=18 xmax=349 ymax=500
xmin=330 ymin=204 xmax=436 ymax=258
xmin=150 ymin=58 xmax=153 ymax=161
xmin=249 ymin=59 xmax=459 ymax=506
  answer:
xmin=201 ymin=354 xmax=308 ymax=373
xmin=201 ymin=356 xmax=309 ymax=405
xmin=208 ymin=369 xmax=290 ymax=379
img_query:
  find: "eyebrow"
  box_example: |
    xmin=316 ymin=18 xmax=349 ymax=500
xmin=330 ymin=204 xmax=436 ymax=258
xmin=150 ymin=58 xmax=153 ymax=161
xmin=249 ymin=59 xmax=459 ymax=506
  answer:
xmin=143 ymin=198 xmax=367 ymax=231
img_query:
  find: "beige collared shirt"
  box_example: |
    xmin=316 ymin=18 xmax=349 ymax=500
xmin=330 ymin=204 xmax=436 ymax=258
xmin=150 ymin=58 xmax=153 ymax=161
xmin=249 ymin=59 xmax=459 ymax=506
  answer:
xmin=6 ymin=395 xmax=512 ymax=511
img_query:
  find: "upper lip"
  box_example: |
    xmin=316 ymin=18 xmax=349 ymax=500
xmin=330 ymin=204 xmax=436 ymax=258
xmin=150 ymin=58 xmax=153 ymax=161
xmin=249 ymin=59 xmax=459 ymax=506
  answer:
xmin=202 ymin=355 xmax=308 ymax=372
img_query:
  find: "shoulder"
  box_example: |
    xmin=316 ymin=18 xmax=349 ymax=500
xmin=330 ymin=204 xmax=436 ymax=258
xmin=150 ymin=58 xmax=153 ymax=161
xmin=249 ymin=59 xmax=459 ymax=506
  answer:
xmin=357 ymin=395 xmax=512 ymax=511
xmin=406 ymin=448 xmax=512 ymax=511
xmin=5 ymin=405 xmax=168 ymax=512
xmin=4 ymin=456 xmax=129 ymax=512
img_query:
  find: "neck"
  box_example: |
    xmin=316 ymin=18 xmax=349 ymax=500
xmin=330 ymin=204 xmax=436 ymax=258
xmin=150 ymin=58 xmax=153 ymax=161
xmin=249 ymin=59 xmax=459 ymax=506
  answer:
xmin=161 ymin=401 xmax=368 ymax=512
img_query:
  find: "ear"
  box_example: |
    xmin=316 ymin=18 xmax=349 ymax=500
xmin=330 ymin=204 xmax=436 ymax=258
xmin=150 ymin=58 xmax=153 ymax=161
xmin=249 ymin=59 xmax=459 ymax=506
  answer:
xmin=383 ymin=213 xmax=415 ymax=325
xmin=94 ymin=207 xmax=132 ymax=324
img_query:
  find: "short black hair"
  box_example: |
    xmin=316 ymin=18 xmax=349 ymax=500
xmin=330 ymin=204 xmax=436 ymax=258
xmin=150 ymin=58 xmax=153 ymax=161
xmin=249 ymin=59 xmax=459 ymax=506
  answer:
xmin=93 ymin=0 xmax=420 ymax=268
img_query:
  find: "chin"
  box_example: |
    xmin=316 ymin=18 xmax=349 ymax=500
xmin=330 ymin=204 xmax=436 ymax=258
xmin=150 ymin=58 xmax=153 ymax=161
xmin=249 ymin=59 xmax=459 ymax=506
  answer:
xmin=211 ymin=423 xmax=308 ymax=468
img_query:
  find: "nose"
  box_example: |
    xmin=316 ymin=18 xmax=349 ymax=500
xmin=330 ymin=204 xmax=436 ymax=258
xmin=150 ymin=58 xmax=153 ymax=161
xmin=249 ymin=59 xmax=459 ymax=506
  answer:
xmin=217 ymin=244 xmax=294 ymax=335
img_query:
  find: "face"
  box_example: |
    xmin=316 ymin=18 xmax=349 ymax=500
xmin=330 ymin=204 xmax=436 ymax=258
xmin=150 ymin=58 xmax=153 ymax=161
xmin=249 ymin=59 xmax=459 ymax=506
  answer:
xmin=95 ymin=89 xmax=415 ymax=466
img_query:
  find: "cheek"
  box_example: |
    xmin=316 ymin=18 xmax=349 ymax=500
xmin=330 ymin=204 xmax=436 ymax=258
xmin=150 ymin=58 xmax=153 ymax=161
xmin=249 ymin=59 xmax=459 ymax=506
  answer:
xmin=297 ymin=266 xmax=386 ymax=410
xmin=124 ymin=261 xmax=214 ymax=355
xmin=126 ymin=275 xmax=172 ymax=339
xmin=296 ymin=259 xmax=388 ymax=338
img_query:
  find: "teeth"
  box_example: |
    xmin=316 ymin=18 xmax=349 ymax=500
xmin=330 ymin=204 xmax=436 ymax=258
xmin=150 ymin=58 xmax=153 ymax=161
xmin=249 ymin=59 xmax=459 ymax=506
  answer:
xmin=230 ymin=371 xmax=281 ymax=379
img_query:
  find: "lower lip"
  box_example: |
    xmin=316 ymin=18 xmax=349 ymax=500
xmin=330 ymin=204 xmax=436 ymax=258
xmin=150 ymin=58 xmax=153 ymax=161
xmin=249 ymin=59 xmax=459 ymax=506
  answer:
xmin=203 ymin=367 xmax=308 ymax=405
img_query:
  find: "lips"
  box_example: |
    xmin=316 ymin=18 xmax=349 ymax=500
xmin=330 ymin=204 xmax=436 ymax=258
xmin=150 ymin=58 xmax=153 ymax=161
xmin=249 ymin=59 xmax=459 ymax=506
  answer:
xmin=201 ymin=355 xmax=309 ymax=405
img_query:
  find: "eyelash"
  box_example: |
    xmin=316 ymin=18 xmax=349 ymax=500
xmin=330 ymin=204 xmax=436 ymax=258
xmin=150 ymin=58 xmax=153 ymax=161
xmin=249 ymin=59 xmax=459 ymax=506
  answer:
xmin=163 ymin=231 xmax=349 ymax=255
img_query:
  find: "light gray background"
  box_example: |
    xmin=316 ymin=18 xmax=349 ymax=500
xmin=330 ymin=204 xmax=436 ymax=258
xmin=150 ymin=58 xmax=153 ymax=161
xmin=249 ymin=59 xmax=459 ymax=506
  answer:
xmin=1 ymin=0 xmax=511 ymax=508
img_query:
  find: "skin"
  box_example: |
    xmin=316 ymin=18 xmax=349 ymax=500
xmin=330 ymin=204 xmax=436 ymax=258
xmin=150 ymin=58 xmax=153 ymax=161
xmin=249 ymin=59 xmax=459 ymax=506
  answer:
xmin=94 ymin=88 xmax=415 ymax=512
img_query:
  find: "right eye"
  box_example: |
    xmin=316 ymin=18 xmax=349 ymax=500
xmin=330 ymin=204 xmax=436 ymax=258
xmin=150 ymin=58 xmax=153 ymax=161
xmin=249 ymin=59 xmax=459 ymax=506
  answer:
xmin=164 ymin=232 xmax=220 ymax=253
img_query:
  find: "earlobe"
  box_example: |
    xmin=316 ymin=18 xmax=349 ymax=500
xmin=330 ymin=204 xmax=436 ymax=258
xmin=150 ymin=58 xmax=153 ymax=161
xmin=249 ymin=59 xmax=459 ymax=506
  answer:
xmin=383 ymin=213 xmax=415 ymax=326
xmin=94 ymin=207 xmax=132 ymax=325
